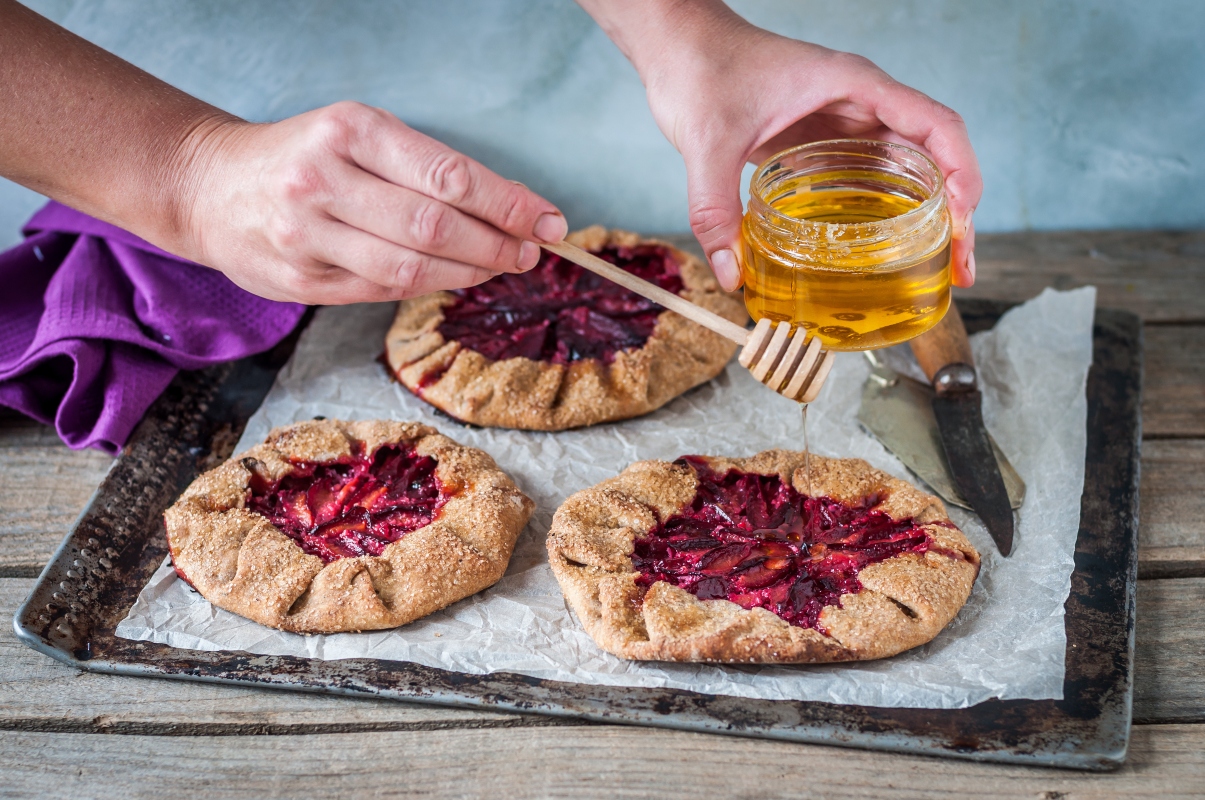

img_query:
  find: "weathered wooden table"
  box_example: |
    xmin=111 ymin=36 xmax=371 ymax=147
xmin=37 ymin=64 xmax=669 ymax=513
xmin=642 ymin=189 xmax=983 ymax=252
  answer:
xmin=2 ymin=231 xmax=1203 ymax=798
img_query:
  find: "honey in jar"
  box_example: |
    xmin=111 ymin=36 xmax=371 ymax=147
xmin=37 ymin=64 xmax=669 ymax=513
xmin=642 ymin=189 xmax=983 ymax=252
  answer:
xmin=741 ymin=140 xmax=952 ymax=351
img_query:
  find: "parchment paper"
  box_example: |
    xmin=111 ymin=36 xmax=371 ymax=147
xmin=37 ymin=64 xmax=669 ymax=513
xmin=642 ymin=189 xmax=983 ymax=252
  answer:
xmin=118 ymin=287 xmax=1096 ymax=709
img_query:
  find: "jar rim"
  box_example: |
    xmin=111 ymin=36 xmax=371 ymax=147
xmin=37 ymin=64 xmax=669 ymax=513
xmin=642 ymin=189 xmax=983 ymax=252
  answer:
xmin=748 ymin=139 xmax=946 ymax=243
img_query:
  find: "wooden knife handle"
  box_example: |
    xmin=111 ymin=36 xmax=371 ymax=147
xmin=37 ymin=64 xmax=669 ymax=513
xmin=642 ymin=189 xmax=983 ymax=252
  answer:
xmin=910 ymin=302 xmax=973 ymax=384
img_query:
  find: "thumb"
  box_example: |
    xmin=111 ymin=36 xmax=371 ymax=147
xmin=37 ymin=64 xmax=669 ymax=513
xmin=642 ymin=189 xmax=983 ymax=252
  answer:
xmin=684 ymin=148 xmax=747 ymax=292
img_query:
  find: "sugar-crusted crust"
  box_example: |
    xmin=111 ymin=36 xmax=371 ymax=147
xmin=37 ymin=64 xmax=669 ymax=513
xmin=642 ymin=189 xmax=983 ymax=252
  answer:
xmin=385 ymin=226 xmax=747 ymax=430
xmin=165 ymin=419 xmax=535 ymax=633
xmin=547 ymin=450 xmax=980 ymax=663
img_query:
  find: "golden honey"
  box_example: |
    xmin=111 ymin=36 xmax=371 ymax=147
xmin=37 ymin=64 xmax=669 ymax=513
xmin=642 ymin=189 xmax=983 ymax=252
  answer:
xmin=741 ymin=141 xmax=952 ymax=351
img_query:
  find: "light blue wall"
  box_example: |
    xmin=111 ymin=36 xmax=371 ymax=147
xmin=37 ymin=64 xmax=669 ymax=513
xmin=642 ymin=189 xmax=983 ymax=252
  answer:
xmin=2 ymin=0 xmax=1201 ymax=249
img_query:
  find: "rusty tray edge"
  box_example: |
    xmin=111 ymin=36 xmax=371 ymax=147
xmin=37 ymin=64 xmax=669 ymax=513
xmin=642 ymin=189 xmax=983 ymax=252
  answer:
xmin=14 ymin=299 xmax=1142 ymax=771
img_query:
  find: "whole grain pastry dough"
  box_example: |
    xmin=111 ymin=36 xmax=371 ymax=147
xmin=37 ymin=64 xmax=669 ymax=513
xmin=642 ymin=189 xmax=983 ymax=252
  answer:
xmin=385 ymin=226 xmax=746 ymax=430
xmin=547 ymin=450 xmax=980 ymax=663
xmin=165 ymin=419 xmax=534 ymax=633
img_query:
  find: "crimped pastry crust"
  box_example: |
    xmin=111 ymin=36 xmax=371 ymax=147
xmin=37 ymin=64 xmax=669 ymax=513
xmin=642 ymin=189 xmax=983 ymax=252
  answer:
xmin=385 ymin=226 xmax=747 ymax=430
xmin=547 ymin=450 xmax=980 ymax=663
xmin=165 ymin=419 xmax=534 ymax=633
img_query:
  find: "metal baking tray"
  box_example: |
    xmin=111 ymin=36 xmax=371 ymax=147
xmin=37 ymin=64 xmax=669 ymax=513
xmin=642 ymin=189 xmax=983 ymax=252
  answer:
xmin=14 ymin=298 xmax=1141 ymax=771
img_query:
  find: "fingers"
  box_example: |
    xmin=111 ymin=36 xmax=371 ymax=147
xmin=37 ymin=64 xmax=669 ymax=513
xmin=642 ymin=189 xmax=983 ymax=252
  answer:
xmin=869 ymin=85 xmax=982 ymax=223
xmin=951 ymin=220 xmax=976 ymax=287
xmin=342 ymin=107 xmax=568 ymax=244
xmin=302 ymin=218 xmax=497 ymax=300
xmin=323 ymin=159 xmax=540 ymax=274
xmin=856 ymin=82 xmax=982 ymax=284
xmin=195 ymin=101 xmax=568 ymax=306
xmin=682 ymin=145 xmax=748 ymax=292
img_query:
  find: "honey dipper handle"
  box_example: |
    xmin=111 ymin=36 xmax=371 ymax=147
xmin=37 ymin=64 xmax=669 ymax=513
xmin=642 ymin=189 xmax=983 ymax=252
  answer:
xmin=541 ymin=241 xmax=751 ymax=345
xmin=910 ymin=301 xmax=974 ymax=384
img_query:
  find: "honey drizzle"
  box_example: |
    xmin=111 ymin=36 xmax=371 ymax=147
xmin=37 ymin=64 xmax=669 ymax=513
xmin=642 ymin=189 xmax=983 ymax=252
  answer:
xmin=801 ymin=402 xmax=811 ymax=496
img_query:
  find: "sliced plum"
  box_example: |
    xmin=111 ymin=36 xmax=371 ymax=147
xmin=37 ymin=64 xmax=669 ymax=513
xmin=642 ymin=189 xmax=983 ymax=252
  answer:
xmin=431 ymin=243 xmax=684 ymax=369
xmin=631 ymin=457 xmax=932 ymax=630
xmin=245 ymin=444 xmax=450 ymax=564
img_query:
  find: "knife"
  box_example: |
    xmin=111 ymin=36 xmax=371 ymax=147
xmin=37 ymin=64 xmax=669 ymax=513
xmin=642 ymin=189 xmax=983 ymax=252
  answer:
xmin=910 ymin=304 xmax=1016 ymax=556
xmin=857 ymin=356 xmax=1025 ymax=513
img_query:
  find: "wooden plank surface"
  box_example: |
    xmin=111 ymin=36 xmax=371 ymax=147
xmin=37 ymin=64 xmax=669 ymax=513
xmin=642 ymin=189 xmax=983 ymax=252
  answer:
xmin=1134 ymin=578 xmax=1205 ymax=724
xmin=0 ymin=724 xmax=1202 ymax=800
xmin=663 ymin=229 xmax=1205 ymax=323
xmin=2 ymin=575 xmax=1201 ymax=731
xmin=0 ymin=576 xmax=536 ymax=734
xmin=0 ymin=412 xmax=112 ymax=577
xmin=1 ymin=229 xmax=1203 ymax=795
xmin=962 ymin=230 xmax=1205 ymax=324
xmin=1143 ymin=326 xmax=1205 ymax=439
xmin=1139 ymin=440 xmax=1205 ymax=579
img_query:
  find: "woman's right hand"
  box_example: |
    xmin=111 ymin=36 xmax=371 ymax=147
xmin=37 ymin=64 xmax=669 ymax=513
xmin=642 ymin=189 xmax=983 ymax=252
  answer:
xmin=177 ymin=102 xmax=568 ymax=304
xmin=1 ymin=4 xmax=566 ymax=304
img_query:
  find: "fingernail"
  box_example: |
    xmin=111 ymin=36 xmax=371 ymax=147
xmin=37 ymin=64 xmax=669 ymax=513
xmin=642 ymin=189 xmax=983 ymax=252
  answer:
xmin=518 ymin=240 xmax=540 ymax=271
xmin=966 ymin=251 xmax=977 ymax=283
xmin=533 ymin=213 xmax=567 ymax=243
xmin=711 ymin=248 xmax=740 ymax=292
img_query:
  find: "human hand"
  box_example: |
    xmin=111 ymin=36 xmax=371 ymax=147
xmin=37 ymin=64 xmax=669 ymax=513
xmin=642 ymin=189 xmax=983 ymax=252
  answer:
xmin=0 ymin=2 xmax=566 ymax=305
xmin=591 ymin=3 xmax=981 ymax=292
xmin=177 ymin=102 xmax=568 ymax=304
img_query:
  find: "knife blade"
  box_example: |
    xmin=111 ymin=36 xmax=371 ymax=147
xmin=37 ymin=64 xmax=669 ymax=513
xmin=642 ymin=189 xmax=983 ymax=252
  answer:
xmin=911 ymin=304 xmax=1015 ymax=556
xmin=857 ymin=356 xmax=1025 ymax=512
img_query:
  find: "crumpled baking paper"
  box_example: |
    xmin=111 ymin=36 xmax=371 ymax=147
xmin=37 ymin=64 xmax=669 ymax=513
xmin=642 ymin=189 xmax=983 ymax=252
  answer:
xmin=117 ymin=286 xmax=1096 ymax=709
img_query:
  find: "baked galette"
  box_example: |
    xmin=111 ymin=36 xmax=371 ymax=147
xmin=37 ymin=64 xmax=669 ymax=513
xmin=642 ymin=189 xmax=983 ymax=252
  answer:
xmin=548 ymin=450 xmax=979 ymax=663
xmin=165 ymin=419 xmax=534 ymax=633
xmin=385 ymin=226 xmax=746 ymax=430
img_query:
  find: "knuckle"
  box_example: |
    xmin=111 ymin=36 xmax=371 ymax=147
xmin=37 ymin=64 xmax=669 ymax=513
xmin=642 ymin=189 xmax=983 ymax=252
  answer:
xmin=278 ymin=161 xmax=326 ymax=204
xmin=272 ymin=260 xmax=330 ymax=301
xmin=423 ymin=150 xmax=473 ymax=204
xmin=312 ymin=101 xmax=370 ymax=148
xmin=490 ymin=233 xmax=513 ymax=270
xmin=267 ymin=214 xmax=310 ymax=254
xmin=687 ymin=202 xmax=730 ymax=240
xmin=289 ymin=273 xmax=324 ymax=300
xmin=935 ymin=102 xmax=965 ymax=128
xmin=312 ymin=112 xmax=350 ymax=147
xmin=389 ymin=251 xmax=431 ymax=298
xmin=501 ymin=189 xmax=532 ymax=233
xmin=410 ymin=200 xmax=453 ymax=249
xmin=332 ymin=99 xmax=373 ymax=117
xmin=833 ymin=50 xmax=874 ymax=73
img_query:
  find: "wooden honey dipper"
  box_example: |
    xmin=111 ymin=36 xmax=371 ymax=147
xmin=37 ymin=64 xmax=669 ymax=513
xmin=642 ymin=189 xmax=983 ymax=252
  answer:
xmin=542 ymin=241 xmax=837 ymax=403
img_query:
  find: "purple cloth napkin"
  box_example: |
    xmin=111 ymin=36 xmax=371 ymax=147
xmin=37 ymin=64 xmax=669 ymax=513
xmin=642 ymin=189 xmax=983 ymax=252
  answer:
xmin=0 ymin=201 xmax=306 ymax=455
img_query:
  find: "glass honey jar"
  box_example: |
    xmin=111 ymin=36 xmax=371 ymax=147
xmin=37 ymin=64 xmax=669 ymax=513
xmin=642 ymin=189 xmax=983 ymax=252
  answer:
xmin=741 ymin=139 xmax=952 ymax=351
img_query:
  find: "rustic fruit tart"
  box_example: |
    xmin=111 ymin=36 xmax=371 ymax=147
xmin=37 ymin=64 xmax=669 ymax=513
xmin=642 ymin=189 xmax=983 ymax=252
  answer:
xmin=547 ymin=450 xmax=979 ymax=663
xmin=165 ymin=419 xmax=533 ymax=633
xmin=385 ymin=226 xmax=746 ymax=430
